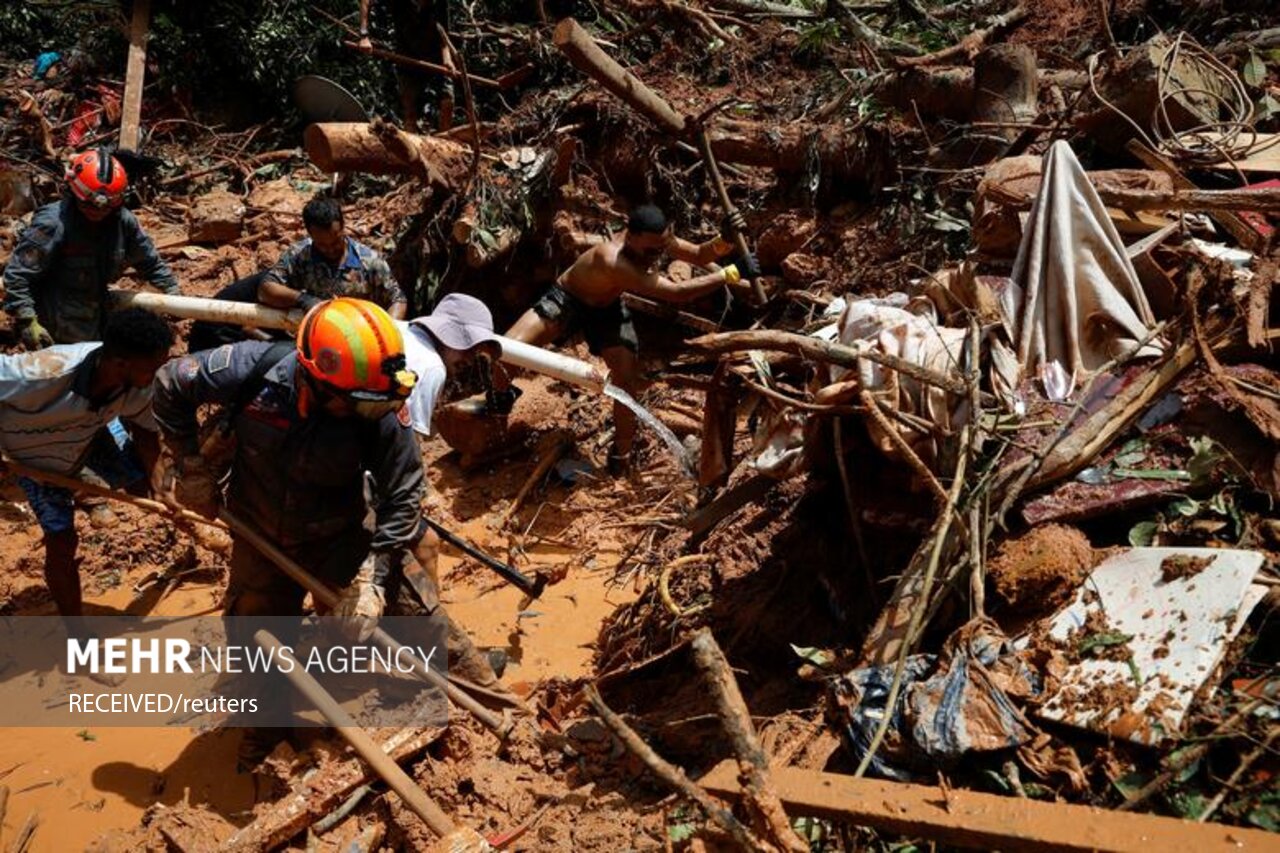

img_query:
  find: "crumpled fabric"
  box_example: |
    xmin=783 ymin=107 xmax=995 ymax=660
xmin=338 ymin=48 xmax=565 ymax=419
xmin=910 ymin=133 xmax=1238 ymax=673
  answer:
xmin=1009 ymin=140 xmax=1162 ymax=390
xmin=833 ymin=297 xmax=971 ymax=471
xmin=830 ymin=619 xmax=1041 ymax=779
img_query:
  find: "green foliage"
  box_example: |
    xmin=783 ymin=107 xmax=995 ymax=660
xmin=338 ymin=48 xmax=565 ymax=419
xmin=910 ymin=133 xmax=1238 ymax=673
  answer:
xmin=0 ymin=1 xmax=123 ymax=70
xmin=794 ymin=20 xmax=842 ymax=63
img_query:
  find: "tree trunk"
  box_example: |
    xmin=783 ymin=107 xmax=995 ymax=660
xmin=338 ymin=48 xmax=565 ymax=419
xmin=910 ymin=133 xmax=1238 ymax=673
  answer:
xmin=303 ymin=122 xmax=472 ymax=191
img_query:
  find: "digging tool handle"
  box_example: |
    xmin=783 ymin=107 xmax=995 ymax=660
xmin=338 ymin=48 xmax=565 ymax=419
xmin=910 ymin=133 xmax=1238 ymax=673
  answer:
xmin=0 ymin=454 xmax=227 ymax=532
xmin=695 ymin=128 xmax=768 ymax=306
xmin=219 ymin=510 xmax=508 ymax=735
xmin=421 ymin=516 xmax=545 ymax=598
xmin=252 ymin=629 xmax=458 ymax=838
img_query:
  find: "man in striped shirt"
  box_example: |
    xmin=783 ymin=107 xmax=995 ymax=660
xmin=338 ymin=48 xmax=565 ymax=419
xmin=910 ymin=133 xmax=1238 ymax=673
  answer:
xmin=0 ymin=308 xmax=174 ymax=620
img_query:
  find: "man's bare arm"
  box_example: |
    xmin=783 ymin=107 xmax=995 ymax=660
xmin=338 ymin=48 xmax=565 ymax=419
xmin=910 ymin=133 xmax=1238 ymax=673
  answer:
xmin=628 ymin=268 xmax=730 ymax=304
xmin=358 ymin=0 xmax=373 ymax=46
xmin=665 ymin=235 xmax=733 ymax=267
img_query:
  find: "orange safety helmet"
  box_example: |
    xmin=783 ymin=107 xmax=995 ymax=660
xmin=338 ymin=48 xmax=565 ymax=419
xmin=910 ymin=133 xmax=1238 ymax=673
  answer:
xmin=66 ymin=149 xmax=128 ymax=211
xmin=296 ymin=298 xmax=417 ymax=403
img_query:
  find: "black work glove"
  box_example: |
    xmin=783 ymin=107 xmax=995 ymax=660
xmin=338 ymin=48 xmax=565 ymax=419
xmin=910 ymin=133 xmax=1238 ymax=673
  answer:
xmin=720 ymin=209 xmax=747 ymax=243
xmin=485 ymin=385 xmax=522 ymax=416
xmin=729 ymin=250 xmax=762 ymax=280
xmin=296 ymin=292 xmax=323 ymax=312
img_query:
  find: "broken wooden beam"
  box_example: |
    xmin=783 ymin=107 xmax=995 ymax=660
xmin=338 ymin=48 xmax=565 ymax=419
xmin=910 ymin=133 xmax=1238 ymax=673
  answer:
xmin=222 ymin=726 xmax=442 ymax=852
xmin=119 ymin=0 xmax=151 ymax=150
xmin=699 ymin=760 xmax=1280 ymax=852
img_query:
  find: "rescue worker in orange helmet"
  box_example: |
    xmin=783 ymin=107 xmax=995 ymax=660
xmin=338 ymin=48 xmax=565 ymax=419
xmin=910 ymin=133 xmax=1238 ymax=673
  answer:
xmin=151 ymin=298 xmax=500 ymax=765
xmin=3 ymin=149 xmax=181 ymax=348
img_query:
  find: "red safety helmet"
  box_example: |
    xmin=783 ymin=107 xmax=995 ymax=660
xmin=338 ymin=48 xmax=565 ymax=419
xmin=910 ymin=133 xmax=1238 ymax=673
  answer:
xmin=65 ymin=149 xmax=128 ymax=215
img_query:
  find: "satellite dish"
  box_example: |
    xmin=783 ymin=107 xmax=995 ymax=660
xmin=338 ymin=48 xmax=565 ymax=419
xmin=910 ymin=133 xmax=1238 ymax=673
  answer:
xmin=293 ymin=76 xmax=368 ymax=124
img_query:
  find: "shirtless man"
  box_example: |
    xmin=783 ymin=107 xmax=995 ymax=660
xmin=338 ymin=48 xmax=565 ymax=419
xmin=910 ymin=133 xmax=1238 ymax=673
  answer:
xmin=494 ymin=204 xmax=759 ymax=474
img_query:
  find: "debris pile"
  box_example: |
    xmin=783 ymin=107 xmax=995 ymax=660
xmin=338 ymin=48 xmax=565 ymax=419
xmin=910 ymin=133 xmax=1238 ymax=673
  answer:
xmin=1 ymin=0 xmax=1278 ymax=850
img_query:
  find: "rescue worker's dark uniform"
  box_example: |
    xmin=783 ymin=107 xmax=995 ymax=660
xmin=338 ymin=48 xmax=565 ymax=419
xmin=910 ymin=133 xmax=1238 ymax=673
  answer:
xmin=152 ymin=341 xmax=499 ymax=756
xmin=151 ymin=341 xmax=424 ymax=617
xmin=3 ymin=199 xmax=179 ymax=344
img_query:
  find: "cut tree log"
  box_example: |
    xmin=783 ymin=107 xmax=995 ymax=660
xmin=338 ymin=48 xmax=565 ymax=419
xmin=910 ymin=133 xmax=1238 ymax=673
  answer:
xmin=968 ymin=43 xmax=1038 ymax=160
xmin=699 ymin=760 xmax=1280 ymax=852
xmin=303 ymin=122 xmax=472 ymax=190
xmin=221 ymin=726 xmax=442 ymax=852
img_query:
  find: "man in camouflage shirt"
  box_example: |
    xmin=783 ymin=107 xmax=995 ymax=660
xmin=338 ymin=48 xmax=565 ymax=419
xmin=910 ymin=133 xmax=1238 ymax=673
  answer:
xmin=257 ymin=195 xmax=407 ymax=318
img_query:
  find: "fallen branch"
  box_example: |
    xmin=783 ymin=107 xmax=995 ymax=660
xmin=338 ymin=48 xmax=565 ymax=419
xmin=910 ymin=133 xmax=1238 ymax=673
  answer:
xmin=690 ymin=629 xmax=809 ymax=852
xmin=894 ymin=3 xmax=1029 ymax=68
xmin=584 ymin=684 xmax=768 ymax=851
xmin=856 ymin=427 xmax=968 ymax=769
xmin=1197 ymin=725 xmax=1279 ymax=823
xmin=860 ymin=389 xmax=948 ymax=504
xmin=687 ymin=329 xmax=970 ymax=396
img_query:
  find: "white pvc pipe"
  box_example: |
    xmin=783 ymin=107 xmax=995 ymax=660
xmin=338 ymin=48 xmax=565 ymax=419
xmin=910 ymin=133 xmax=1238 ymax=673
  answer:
xmin=112 ymin=289 xmax=306 ymax=329
xmin=495 ymin=335 xmax=606 ymax=392
xmin=115 ymin=290 xmax=608 ymax=392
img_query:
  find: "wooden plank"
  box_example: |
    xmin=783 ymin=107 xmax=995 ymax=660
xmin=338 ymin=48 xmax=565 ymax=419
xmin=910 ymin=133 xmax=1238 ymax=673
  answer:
xmin=119 ymin=0 xmax=152 ymax=150
xmin=699 ymin=760 xmax=1280 ymax=853
xmin=1193 ymin=131 xmax=1280 ymax=173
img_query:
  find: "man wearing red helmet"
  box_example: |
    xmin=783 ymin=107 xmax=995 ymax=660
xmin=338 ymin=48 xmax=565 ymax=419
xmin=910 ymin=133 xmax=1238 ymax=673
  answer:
xmin=3 ymin=149 xmax=180 ymax=349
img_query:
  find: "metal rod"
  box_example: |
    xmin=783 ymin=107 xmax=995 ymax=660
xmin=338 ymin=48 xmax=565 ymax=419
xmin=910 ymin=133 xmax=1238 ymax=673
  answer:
xmin=421 ymin=516 xmax=544 ymax=598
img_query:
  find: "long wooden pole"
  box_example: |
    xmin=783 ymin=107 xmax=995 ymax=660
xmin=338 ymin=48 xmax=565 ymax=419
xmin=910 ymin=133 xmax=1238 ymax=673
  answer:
xmin=221 ymin=510 xmax=510 ymax=736
xmin=252 ymin=629 xmax=458 ymax=837
xmin=1 ymin=454 xmax=226 ymax=531
xmin=694 ymin=127 xmax=768 ymax=305
xmin=119 ymin=0 xmax=152 ymax=150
